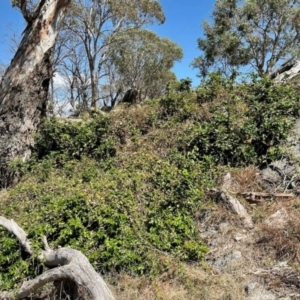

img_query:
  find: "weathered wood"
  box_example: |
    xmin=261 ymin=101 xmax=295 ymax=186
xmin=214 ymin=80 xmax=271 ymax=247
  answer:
xmin=0 ymin=217 xmax=115 ymax=300
xmin=18 ymin=248 xmax=115 ymax=300
xmin=0 ymin=217 xmax=31 ymax=254
xmin=241 ymin=192 xmax=295 ymax=203
xmin=0 ymin=0 xmax=70 ymax=188
xmin=268 ymin=58 xmax=296 ymax=79
xmin=209 ymin=188 xmax=254 ymax=229
xmin=270 ymin=59 xmax=300 ymax=82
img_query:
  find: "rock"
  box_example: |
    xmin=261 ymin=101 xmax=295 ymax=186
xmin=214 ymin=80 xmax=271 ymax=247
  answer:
xmin=222 ymin=172 xmax=232 ymax=191
xmin=218 ymin=222 xmax=229 ymax=233
xmin=273 ymin=60 xmax=300 ymax=82
xmin=265 ymin=208 xmax=289 ymax=229
xmin=261 ymin=159 xmax=299 ymax=190
xmin=199 ymin=228 xmax=218 ymax=240
xmin=287 ymin=119 xmax=300 ymax=160
xmin=234 ymin=232 xmax=247 ymax=242
xmin=261 ymin=119 xmax=300 ymax=191
xmin=245 ymin=281 xmax=276 ymax=300
xmin=209 ymin=189 xmax=254 ymax=229
xmin=213 ymin=250 xmax=242 ymax=271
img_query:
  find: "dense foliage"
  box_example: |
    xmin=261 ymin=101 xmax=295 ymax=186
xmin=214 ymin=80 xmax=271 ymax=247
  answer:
xmin=192 ymin=0 xmax=300 ymax=77
xmin=110 ymin=28 xmax=183 ymax=103
xmin=189 ymin=74 xmax=300 ymax=165
xmin=0 ymin=75 xmax=299 ymax=289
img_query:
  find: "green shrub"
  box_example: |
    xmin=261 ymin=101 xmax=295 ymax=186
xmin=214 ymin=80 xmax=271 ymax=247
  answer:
xmin=196 ymin=72 xmax=234 ymax=103
xmin=0 ymin=150 xmax=209 ymax=288
xmin=34 ymin=115 xmax=116 ymax=161
xmin=2 ymin=73 xmax=300 ymax=289
xmin=158 ymin=88 xmax=200 ymax=122
xmin=243 ymin=76 xmax=299 ymax=157
xmin=187 ymin=74 xmax=300 ymax=165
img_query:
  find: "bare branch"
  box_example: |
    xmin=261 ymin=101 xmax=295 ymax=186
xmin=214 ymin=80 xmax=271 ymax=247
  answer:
xmin=16 ymin=261 xmax=115 ymax=300
xmin=34 ymin=247 xmax=115 ymax=300
xmin=20 ymin=0 xmax=32 ymax=23
xmin=0 ymin=217 xmax=31 ymax=254
xmin=0 ymin=291 xmax=13 ymax=299
xmin=0 ymin=218 xmax=115 ymax=300
xmin=42 ymin=235 xmax=51 ymax=251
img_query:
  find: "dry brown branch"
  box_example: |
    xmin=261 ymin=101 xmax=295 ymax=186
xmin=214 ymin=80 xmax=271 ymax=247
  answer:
xmin=241 ymin=192 xmax=295 ymax=203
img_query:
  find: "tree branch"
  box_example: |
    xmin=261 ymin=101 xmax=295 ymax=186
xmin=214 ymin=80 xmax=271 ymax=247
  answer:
xmin=0 ymin=218 xmax=115 ymax=300
xmin=0 ymin=217 xmax=31 ymax=254
xmin=20 ymin=0 xmax=33 ymax=23
xmin=208 ymin=188 xmax=254 ymax=229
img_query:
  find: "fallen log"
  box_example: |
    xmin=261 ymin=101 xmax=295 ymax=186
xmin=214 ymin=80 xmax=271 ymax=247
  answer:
xmin=0 ymin=217 xmax=115 ymax=300
xmin=241 ymin=192 xmax=295 ymax=204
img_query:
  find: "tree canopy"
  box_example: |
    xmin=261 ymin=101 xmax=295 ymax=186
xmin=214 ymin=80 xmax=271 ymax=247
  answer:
xmin=192 ymin=0 xmax=300 ymax=77
xmin=53 ymin=0 xmax=166 ymax=111
xmin=108 ymin=28 xmax=183 ymax=103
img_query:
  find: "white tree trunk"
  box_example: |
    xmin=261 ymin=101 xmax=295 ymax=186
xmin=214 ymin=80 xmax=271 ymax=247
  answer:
xmin=0 ymin=0 xmax=70 ymax=188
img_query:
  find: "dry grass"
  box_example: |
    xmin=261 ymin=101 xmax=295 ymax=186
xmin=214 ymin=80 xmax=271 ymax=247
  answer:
xmin=112 ymin=266 xmax=245 ymax=300
xmin=0 ymin=188 xmax=8 ymax=200
xmin=229 ymin=165 xmax=263 ymax=194
xmin=222 ymin=167 xmax=300 ymax=263
xmin=254 ymin=197 xmax=300 ymax=264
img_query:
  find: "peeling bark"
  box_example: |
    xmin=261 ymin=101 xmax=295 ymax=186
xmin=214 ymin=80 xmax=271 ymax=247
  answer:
xmin=0 ymin=217 xmax=115 ymax=300
xmin=0 ymin=0 xmax=70 ymax=188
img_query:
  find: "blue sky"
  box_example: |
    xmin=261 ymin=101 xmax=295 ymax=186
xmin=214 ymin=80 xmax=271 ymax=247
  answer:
xmin=0 ymin=1 xmax=215 ymax=85
xmin=150 ymin=1 xmax=215 ymax=85
xmin=0 ymin=1 xmax=24 ymax=62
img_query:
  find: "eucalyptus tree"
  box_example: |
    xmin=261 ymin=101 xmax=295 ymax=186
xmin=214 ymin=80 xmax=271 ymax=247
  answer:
xmin=109 ymin=28 xmax=183 ymax=103
xmin=192 ymin=0 xmax=300 ymax=77
xmin=47 ymin=27 xmax=91 ymax=116
xmin=61 ymin=0 xmax=165 ymax=109
xmin=0 ymin=0 xmax=71 ymax=187
xmin=0 ymin=62 xmax=6 ymax=79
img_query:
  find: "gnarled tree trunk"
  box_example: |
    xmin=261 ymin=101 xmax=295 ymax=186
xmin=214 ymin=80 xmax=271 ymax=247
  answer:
xmin=0 ymin=0 xmax=70 ymax=188
xmin=0 ymin=217 xmax=115 ymax=300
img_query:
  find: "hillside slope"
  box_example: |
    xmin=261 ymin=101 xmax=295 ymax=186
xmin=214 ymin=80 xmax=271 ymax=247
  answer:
xmin=1 ymin=75 xmax=300 ymax=299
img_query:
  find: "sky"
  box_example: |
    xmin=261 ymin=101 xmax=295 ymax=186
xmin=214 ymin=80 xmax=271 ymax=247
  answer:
xmin=0 ymin=1 xmax=215 ymax=86
xmin=149 ymin=1 xmax=215 ymax=85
